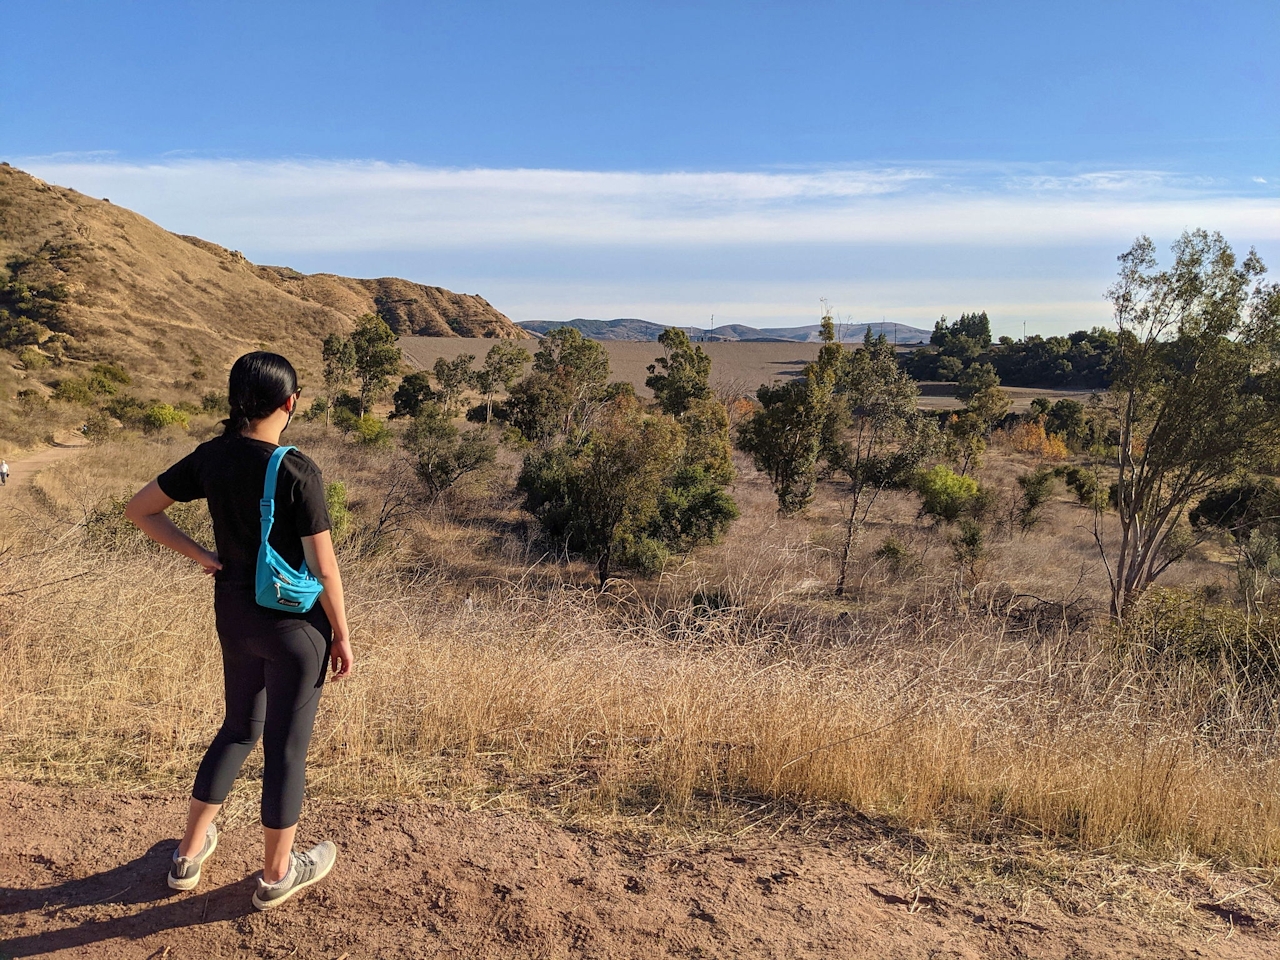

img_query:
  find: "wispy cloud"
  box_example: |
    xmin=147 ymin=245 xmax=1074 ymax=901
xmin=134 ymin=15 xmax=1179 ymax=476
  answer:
xmin=14 ymin=158 xmax=1279 ymax=332
xmin=21 ymin=158 xmax=1279 ymax=250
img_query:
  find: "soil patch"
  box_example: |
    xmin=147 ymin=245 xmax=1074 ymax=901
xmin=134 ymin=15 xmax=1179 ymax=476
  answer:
xmin=2 ymin=782 xmax=1275 ymax=959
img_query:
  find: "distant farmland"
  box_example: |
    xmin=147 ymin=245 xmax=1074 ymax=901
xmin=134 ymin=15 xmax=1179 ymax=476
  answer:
xmin=397 ymin=337 xmax=1093 ymax=412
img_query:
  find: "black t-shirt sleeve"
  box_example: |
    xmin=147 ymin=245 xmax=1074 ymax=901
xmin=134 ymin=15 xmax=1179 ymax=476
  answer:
xmin=283 ymin=451 xmax=331 ymax=538
xmin=156 ymin=449 xmax=204 ymax=502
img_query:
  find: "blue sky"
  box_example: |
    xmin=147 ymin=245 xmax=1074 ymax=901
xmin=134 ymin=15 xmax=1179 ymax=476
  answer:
xmin=4 ymin=1 xmax=1277 ymax=334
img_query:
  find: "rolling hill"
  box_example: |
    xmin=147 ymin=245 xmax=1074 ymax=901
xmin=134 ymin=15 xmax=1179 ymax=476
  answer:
xmin=517 ymin=317 xmax=931 ymax=344
xmin=0 ymin=163 xmax=522 ymax=391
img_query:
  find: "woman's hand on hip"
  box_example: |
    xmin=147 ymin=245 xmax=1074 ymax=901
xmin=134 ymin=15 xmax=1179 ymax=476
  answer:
xmin=330 ymin=636 xmax=354 ymax=679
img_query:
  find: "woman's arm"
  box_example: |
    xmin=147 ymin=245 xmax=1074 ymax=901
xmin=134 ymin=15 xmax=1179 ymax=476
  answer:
xmin=124 ymin=480 xmax=222 ymax=575
xmin=302 ymin=530 xmax=353 ymax=678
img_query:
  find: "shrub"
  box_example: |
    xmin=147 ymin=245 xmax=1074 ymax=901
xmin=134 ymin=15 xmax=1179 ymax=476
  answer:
xmin=1191 ymin=478 xmax=1280 ymax=537
xmin=1016 ymin=467 xmax=1058 ymax=531
xmin=18 ymin=346 xmax=48 ymax=370
xmin=1116 ymin=588 xmax=1280 ymax=692
xmin=105 ymin=394 xmax=149 ymax=429
xmin=1062 ymin=465 xmax=1103 ymax=507
xmin=950 ymin=518 xmax=987 ymax=574
xmin=1001 ymin=418 xmax=1069 ymax=461
xmin=325 ymin=481 xmax=352 ymax=543
xmin=51 ymin=377 xmax=94 ymax=405
xmin=141 ymin=403 xmax=189 ymax=434
xmin=82 ymin=412 xmax=116 ymax=443
xmin=90 ymin=361 xmax=130 ymax=385
xmin=332 ymin=407 xmax=361 ymax=434
xmin=201 ymin=391 xmax=230 ymax=415
xmin=353 ymin=415 xmax=393 ymax=448
xmin=403 ymin=404 xmax=497 ymax=500
xmin=873 ymin=535 xmax=916 ymax=574
xmin=0 ymin=313 xmax=44 ymax=350
xmin=915 ymin=464 xmax=982 ymax=523
xmin=299 ymin=397 xmax=328 ymax=422
xmin=391 ymin=371 xmax=435 ymax=419
xmin=16 ymin=389 xmax=47 ymax=413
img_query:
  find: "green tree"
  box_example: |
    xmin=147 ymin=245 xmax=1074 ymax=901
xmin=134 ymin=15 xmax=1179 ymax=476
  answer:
xmin=432 ymin=353 xmax=476 ymax=415
xmin=518 ymin=394 xmax=734 ymax=585
xmin=471 ymin=341 xmax=532 ymax=423
xmin=391 ymin=370 xmax=436 ymax=419
xmin=321 ymin=333 xmax=357 ymax=427
xmin=531 ymin=327 xmax=610 ymax=435
xmin=646 ymin=327 xmax=712 ymax=415
xmin=736 ymin=318 xmax=840 ymax=514
xmin=350 ymin=314 xmax=401 ymax=418
xmin=825 ymin=330 xmax=934 ymax=595
xmin=1099 ymin=230 xmax=1280 ymax=619
xmin=402 ymin=403 xmax=497 ymax=503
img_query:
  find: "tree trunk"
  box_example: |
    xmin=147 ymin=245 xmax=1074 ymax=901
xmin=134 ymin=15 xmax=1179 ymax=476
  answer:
xmin=835 ymin=508 xmax=857 ymax=597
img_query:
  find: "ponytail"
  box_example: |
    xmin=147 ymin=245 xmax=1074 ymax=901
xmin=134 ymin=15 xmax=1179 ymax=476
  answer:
xmin=222 ymin=351 xmax=298 ymax=435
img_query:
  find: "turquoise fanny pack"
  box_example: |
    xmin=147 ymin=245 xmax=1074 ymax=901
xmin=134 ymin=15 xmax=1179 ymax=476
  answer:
xmin=256 ymin=445 xmax=324 ymax=613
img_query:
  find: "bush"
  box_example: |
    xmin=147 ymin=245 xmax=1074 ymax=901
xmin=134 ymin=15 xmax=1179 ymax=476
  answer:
xmin=1116 ymin=588 xmax=1280 ymax=692
xmin=1192 ymin=478 xmax=1280 ymax=537
xmin=950 ymin=518 xmax=987 ymax=573
xmin=1062 ymin=465 xmax=1103 ymax=507
xmin=83 ymin=412 xmax=116 ymax=443
xmin=105 ymin=394 xmax=149 ymax=429
xmin=915 ymin=464 xmax=982 ymax=523
xmin=1000 ymin=418 xmax=1069 ymax=461
xmin=90 ymin=361 xmax=130 ymax=385
xmin=141 ymin=403 xmax=189 ymax=434
xmin=299 ymin=397 xmax=327 ymax=422
xmin=332 ymin=407 xmax=361 ymax=434
xmin=51 ymin=377 xmax=94 ymax=405
xmin=18 ymin=346 xmax=48 ymax=370
xmin=873 ymin=535 xmax=916 ymax=575
xmin=1016 ymin=467 xmax=1058 ymax=531
xmin=325 ymin=481 xmax=352 ymax=543
xmin=201 ymin=391 xmax=230 ymax=415
xmin=353 ymin=415 xmax=393 ymax=448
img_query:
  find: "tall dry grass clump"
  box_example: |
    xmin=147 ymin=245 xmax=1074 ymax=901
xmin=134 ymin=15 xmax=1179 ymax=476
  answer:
xmin=5 ymin=514 xmax=1280 ymax=867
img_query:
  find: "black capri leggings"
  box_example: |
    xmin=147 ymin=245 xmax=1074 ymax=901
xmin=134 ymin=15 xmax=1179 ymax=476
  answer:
xmin=193 ymin=586 xmax=332 ymax=829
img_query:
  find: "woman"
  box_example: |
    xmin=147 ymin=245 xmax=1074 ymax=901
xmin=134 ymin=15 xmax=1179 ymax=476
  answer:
xmin=125 ymin=351 xmax=354 ymax=911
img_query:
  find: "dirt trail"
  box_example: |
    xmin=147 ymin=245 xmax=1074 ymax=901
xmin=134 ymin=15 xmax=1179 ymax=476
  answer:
xmin=1 ymin=782 xmax=1276 ymax=959
xmin=1 ymin=439 xmax=87 ymax=489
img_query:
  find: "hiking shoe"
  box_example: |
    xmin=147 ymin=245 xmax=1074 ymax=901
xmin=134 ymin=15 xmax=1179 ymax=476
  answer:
xmin=167 ymin=822 xmax=218 ymax=891
xmin=251 ymin=841 xmax=338 ymax=911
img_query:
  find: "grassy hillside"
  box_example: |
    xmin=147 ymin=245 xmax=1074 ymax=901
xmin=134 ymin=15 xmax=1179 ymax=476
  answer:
xmin=0 ymin=163 xmax=522 ymax=397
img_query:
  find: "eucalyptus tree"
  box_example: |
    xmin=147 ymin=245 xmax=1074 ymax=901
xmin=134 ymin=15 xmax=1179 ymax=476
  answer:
xmin=1099 ymin=230 xmax=1280 ymax=619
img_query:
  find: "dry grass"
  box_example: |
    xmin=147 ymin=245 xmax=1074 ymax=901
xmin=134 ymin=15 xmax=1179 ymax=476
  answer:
xmin=4 ymin=433 xmax=1280 ymax=882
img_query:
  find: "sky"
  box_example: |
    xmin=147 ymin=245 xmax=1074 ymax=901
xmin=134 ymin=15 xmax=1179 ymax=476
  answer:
xmin=3 ymin=0 xmax=1277 ymax=335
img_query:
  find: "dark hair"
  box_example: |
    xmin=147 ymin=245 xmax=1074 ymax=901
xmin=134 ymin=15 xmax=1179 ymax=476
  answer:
xmin=223 ymin=351 xmax=298 ymax=435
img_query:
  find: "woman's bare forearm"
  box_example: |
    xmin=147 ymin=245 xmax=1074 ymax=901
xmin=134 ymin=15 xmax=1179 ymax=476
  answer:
xmin=132 ymin=512 xmax=213 ymax=565
xmin=317 ymin=569 xmax=349 ymax=641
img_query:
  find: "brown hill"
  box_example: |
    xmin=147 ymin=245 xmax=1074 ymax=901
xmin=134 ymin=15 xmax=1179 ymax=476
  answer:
xmin=0 ymin=163 xmax=522 ymax=391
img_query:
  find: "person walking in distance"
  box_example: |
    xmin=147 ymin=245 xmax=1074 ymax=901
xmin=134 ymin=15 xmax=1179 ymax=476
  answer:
xmin=125 ymin=351 xmax=354 ymax=911
xmin=0 ymin=460 xmax=8 ymax=485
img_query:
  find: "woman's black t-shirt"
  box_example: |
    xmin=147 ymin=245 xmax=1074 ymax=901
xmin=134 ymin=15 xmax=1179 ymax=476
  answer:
xmin=157 ymin=434 xmax=331 ymax=587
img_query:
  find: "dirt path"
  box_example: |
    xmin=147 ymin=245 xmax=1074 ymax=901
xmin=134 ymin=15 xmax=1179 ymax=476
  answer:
xmin=1 ymin=782 xmax=1276 ymax=959
xmin=1 ymin=439 xmax=87 ymax=489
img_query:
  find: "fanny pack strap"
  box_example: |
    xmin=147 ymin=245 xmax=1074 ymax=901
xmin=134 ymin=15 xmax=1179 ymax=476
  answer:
xmin=259 ymin=445 xmax=295 ymax=545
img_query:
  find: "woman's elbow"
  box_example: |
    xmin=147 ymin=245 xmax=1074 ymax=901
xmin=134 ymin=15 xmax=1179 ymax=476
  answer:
xmin=123 ymin=493 xmax=146 ymax=526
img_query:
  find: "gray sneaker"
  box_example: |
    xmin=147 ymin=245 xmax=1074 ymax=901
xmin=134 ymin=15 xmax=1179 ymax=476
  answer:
xmin=167 ymin=822 xmax=218 ymax=891
xmin=251 ymin=841 xmax=337 ymax=911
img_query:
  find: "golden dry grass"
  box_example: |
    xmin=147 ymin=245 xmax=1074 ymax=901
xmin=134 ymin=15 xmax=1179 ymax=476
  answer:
xmin=3 ymin=431 xmax=1280 ymax=878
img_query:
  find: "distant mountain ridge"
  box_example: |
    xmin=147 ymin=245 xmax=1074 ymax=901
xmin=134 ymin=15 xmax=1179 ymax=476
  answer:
xmin=518 ymin=317 xmax=930 ymax=344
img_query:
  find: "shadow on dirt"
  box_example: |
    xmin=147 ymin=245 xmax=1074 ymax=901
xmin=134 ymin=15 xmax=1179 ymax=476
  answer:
xmin=0 ymin=841 xmax=254 ymax=957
